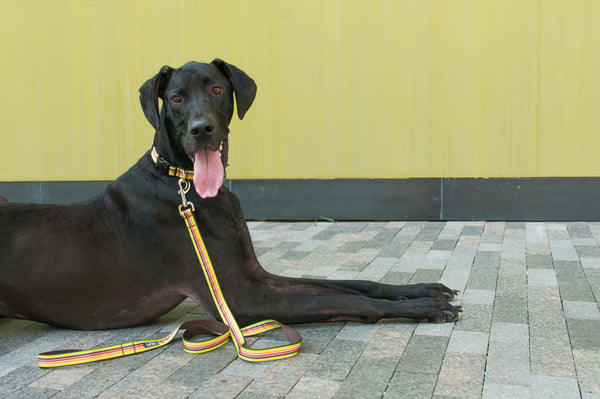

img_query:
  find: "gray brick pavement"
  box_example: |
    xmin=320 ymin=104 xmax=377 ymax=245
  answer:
xmin=1 ymin=222 xmax=600 ymax=398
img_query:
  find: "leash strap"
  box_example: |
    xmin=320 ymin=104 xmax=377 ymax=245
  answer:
xmin=38 ymin=176 xmax=301 ymax=368
xmin=39 ymin=318 xmax=299 ymax=367
xmin=39 ymin=320 xmax=228 ymax=367
xmin=178 ymin=202 xmax=301 ymax=362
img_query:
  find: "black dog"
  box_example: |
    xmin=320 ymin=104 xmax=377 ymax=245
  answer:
xmin=0 ymin=59 xmax=460 ymax=331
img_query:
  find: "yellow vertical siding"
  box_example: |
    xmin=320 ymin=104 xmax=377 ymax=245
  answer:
xmin=538 ymin=0 xmax=600 ymax=176
xmin=0 ymin=0 xmax=599 ymax=181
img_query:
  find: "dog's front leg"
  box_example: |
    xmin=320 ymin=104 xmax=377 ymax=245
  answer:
xmin=227 ymin=290 xmax=461 ymax=325
xmin=229 ymin=194 xmax=457 ymax=301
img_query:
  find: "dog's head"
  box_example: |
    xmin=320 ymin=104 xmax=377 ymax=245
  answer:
xmin=139 ymin=59 xmax=256 ymax=198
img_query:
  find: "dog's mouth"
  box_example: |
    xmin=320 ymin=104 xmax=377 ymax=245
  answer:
xmin=189 ymin=141 xmax=224 ymax=199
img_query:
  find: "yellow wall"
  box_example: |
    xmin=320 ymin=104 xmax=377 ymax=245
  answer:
xmin=1 ymin=0 xmax=599 ymax=181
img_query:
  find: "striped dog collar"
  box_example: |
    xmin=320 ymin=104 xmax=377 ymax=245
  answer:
xmin=151 ymin=146 xmax=194 ymax=180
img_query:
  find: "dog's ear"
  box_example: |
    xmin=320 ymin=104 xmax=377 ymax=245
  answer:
xmin=212 ymin=59 xmax=257 ymax=120
xmin=139 ymin=66 xmax=174 ymax=130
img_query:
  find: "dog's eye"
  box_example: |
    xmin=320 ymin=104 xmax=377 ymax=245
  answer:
xmin=212 ymin=86 xmax=223 ymax=95
xmin=171 ymin=96 xmax=183 ymax=104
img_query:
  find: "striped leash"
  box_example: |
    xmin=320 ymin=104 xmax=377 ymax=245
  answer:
xmin=38 ymin=178 xmax=301 ymax=367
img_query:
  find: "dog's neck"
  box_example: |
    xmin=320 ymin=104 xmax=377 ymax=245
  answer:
xmin=152 ymin=126 xmax=230 ymax=179
xmin=153 ymin=123 xmax=193 ymax=170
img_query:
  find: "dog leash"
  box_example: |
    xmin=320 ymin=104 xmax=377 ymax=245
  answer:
xmin=38 ymin=150 xmax=301 ymax=368
xmin=176 ymin=179 xmax=301 ymax=361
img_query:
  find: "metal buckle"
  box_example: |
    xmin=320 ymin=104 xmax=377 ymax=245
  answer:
xmin=155 ymin=154 xmax=172 ymax=173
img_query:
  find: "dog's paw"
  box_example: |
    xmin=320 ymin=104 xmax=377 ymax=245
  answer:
xmin=442 ymin=288 xmax=461 ymax=300
xmin=414 ymin=300 xmax=462 ymax=323
xmin=395 ymin=283 xmax=459 ymax=301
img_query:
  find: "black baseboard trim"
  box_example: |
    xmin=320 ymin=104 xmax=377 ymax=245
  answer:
xmin=440 ymin=178 xmax=600 ymax=221
xmin=1 ymin=178 xmax=599 ymax=221
xmin=226 ymin=179 xmax=442 ymax=221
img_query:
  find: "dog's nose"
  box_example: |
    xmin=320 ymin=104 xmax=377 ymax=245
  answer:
xmin=189 ymin=120 xmax=215 ymax=138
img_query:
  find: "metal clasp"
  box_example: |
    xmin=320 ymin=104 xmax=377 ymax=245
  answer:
xmin=178 ymin=179 xmax=195 ymax=213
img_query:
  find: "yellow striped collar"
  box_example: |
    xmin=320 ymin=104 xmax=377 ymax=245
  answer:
xmin=151 ymin=146 xmax=194 ymax=180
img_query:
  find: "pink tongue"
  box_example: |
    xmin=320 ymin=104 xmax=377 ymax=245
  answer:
xmin=193 ymin=148 xmax=224 ymax=198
